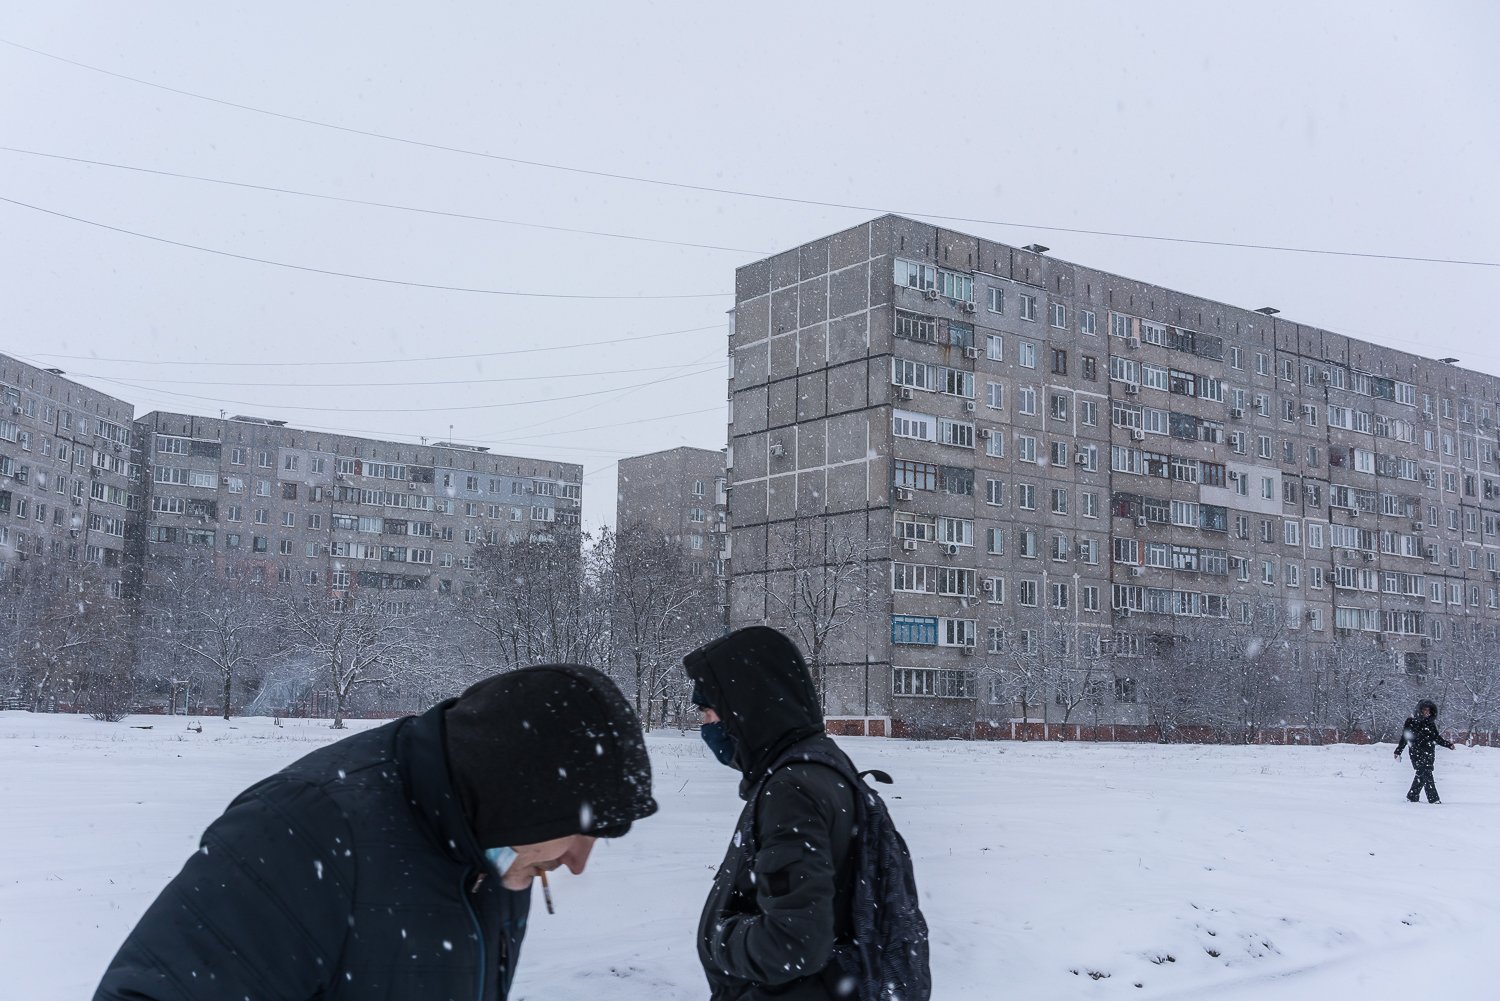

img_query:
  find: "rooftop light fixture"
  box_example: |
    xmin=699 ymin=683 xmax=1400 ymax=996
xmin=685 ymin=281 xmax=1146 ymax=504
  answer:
xmin=1023 ymin=244 xmax=1050 ymax=254
xmin=1254 ymin=307 xmax=1280 ymax=315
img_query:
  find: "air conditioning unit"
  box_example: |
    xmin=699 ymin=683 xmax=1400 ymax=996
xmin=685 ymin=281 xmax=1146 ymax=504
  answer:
xmin=1230 ymin=408 xmax=1245 ymax=420
xmin=1321 ymin=370 xmax=1332 ymax=383
xmin=1412 ymin=522 xmax=1424 ymax=532
xmin=1117 ymin=607 xmax=1132 ymax=618
xmin=963 ymin=302 xmax=977 ymax=314
xmin=1362 ymin=552 xmax=1374 ymax=562
xmin=769 ymin=442 xmax=786 ymax=458
xmin=71 ymin=496 xmax=80 ymax=506
xmin=894 ymin=487 xmax=914 ymax=501
xmin=982 ymin=578 xmax=995 ymax=592
xmin=1420 ymin=637 xmax=1433 ymax=648
xmin=901 ymin=539 xmax=918 ymax=552
xmin=1136 ymin=516 xmax=1148 ymax=528
xmin=960 ymin=644 xmax=976 ymax=655
xmin=965 ymin=401 xmax=976 ymax=413
xmin=944 ymin=543 xmax=960 ymax=556
xmin=1124 ymin=383 xmax=1140 ymax=395
xmin=899 ymin=387 xmax=914 ymax=401
xmin=1129 ymin=566 xmax=1144 ymax=577
xmin=923 ymin=288 xmax=940 ymax=301
xmin=1074 ymin=452 xmax=1088 ymax=466
xmin=1343 ymin=549 xmax=1357 ymax=560
xmin=964 ymin=346 xmax=980 ymax=359
xmin=1131 ymin=428 xmax=1145 ymax=442
xmin=1127 ymin=336 xmax=1141 ymax=350
xmin=977 ymin=428 xmax=992 ymax=440
xmin=9 ymin=404 xmax=19 ymax=415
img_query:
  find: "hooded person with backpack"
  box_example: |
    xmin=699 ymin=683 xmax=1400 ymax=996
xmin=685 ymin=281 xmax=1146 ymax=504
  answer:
xmin=1394 ymin=697 xmax=1456 ymax=803
xmin=684 ymin=625 xmax=930 ymax=1001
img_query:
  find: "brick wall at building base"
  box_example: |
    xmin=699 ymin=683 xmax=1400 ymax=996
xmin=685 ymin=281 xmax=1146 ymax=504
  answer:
xmin=890 ymin=717 xmax=1497 ymax=747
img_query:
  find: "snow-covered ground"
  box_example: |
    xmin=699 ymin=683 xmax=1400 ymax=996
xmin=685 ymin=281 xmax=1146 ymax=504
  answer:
xmin=2 ymin=711 xmax=1494 ymax=999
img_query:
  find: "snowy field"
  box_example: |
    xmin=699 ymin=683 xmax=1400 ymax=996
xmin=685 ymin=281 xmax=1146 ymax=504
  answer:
xmin=2 ymin=711 xmax=1495 ymax=1000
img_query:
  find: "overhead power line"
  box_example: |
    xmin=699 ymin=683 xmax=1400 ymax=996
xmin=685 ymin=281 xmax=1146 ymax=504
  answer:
xmin=2 ymin=37 xmax=1494 ymax=269
xmin=21 ymin=322 xmax=720 ymax=368
xmin=60 ymin=357 xmax=726 ymax=388
xmin=79 ymin=362 xmax=721 ymax=414
xmin=0 ymin=194 xmax=731 ymax=299
xmin=0 ymin=146 xmax=766 ymax=255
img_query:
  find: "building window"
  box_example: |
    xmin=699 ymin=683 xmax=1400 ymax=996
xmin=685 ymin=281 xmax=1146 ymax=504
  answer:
xmin=1019 ymin=293 xmax=1037 ymax=321
xmin=1051 ymin=302 xmax=1067 ymax=328
xmin=892 ymin=615 xmax=939 ymax=646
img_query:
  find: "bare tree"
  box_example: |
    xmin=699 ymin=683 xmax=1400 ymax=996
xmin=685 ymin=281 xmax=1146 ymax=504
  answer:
xmin=1441 ymin=624 xmax=1500 ymax=741
xmin=273 ymin=588 xmax=424 ymax=728
xmin=147 ymin=556 xmax=277 ymax=719
xmin=758 ymin=514 xmax=882 ymax=711
xmin=460 ymin=528 xmax=607 ymax=674
xmin=14 ymin=563 xmax=133 ymax=718
xmin=980 ymin=616 xmax=1049 ymax=737
xmin=602 ymin=524 xmax=720 ymax=729
xmin=1137 ymin=621 xmax=1229 ymax=741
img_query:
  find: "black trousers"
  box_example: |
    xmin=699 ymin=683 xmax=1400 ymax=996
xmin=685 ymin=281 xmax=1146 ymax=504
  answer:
xmin=1407 ymin=764 xmax=1440 ymax=802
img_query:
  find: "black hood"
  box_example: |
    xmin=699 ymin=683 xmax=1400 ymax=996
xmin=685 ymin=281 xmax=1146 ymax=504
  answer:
xmin=682 ymin=625 xmax=824 ymax=798
xmin=443 ymin=664 xmax=658 ymax=847
xmin=1416 ymin=699 xmax=1439 ymax=719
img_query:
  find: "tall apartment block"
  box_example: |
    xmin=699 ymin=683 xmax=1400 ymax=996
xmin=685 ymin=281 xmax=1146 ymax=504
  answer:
xmin=617 ymin=445 xmax=728 ymax=567
xmin=134 ymin=411 xmax=583 ymax=600
xmin=0 ymin=353 xmax=139 ymax=600
xmin=726 ymin=215 xmax=1500 ymax=734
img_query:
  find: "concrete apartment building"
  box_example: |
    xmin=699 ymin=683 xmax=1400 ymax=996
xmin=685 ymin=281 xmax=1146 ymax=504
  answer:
xmin=0 ymin=353 xmax=139 ymax=601
xmin=617 ymin=445 xmax=728 ymax=569
xmin=726 ymin=215 xmax=1500 ymax=735
xmin=135 ymin=411 xmax=583 ymax=601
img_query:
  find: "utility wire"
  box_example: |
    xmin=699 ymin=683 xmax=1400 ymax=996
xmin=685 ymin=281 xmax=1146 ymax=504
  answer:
xmin=0 ymin=146 xmax=766 ymax=255
xmin=0 ymin=194 xmax=731 ymax=299
xmin=484 ymin=345 xmax=725 ymax=439
xmin=2 ymin=37 xmax=1494 ymax=269
xmin=21 ymin=322 xmax=720 ymax=367
xmin=80 ymin=363 xmax=721 ymax=414
xmin=62 ymin=357 xmax=728 ymax=388
xmin=4 ymin=346 xmax=723 ymax=462
xmin=495 ymin=406 xmax=722 ymax=443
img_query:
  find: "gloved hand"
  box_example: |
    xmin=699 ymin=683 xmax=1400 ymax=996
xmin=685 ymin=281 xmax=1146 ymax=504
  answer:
xmin=1393 ymin=749 xmax=1401 ymax=759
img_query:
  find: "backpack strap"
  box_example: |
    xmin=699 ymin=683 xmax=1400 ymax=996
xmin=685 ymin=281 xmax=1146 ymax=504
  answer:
xmin=748 ymin=747 xmax=880 ymax=849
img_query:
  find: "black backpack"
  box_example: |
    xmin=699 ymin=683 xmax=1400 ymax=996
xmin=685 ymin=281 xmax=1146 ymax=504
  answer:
xmin=753 ymin=746 xmax=932 ymax=1001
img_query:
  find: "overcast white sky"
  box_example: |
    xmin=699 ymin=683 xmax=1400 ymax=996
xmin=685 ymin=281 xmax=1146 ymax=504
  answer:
xmin=2 ymin=1 xmax=1496 ymax=528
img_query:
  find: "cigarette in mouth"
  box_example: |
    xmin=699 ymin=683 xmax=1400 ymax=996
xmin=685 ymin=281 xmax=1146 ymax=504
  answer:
xmin=540 ymin=871 xmax=555 ymax=914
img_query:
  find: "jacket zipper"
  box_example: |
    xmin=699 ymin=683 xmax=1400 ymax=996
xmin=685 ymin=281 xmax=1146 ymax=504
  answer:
xmin=462 ymin=868 xmax=487 ymax=1001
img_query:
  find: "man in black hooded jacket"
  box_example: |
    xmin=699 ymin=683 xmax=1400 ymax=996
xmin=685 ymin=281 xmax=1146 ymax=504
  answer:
xmin=94 ymin=665 xmax=657 ymax=1001
xmin=1394 ymin=698 xmax=1456 ymax=803
xmin=684 ymin=625 xmax=858 ymax=1001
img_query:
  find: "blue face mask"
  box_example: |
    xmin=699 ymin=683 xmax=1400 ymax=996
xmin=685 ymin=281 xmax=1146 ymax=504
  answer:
xmin=485 ymin=846 xmax=517 ymax=875
xmin=701 ymin=721 xmax=738 ymax=768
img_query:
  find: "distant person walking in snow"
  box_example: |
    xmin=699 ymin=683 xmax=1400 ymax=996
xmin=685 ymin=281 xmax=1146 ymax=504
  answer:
xmin=1394 ymin=698 xmax=1456 ymax=804
xmin=94 ymin=666 xmax=657 ymax=1001
xmin=684 ymin=625 xmax=930 ymax=1001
